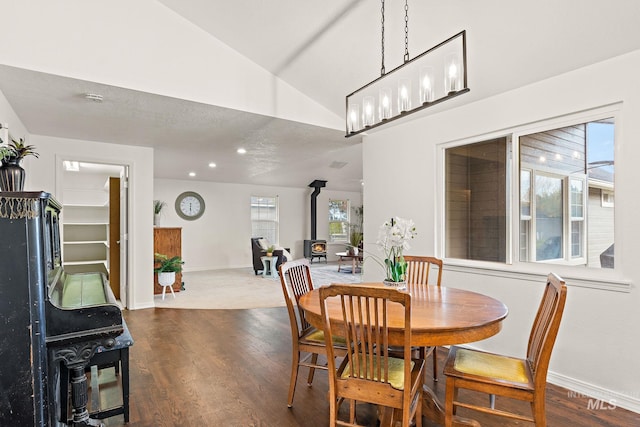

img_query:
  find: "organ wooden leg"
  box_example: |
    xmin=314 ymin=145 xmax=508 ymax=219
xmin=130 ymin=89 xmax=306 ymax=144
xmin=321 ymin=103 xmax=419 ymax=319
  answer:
xmin=69 ymin=366 xmax=103 ymax=427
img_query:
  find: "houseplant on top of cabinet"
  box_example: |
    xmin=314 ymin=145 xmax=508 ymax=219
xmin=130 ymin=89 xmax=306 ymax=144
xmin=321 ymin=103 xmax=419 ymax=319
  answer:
xmin=0 ymin=138 xmax=39 ymax=191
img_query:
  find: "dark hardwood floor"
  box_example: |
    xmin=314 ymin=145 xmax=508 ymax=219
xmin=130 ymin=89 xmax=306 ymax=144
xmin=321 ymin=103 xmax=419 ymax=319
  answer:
xmin=90 ymin=307 xmax=638 ymax=426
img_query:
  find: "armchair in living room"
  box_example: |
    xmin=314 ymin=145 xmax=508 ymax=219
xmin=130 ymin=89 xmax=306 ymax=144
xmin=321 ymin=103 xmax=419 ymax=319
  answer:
xmin=251 ymin=237 xmax=291 ymax=275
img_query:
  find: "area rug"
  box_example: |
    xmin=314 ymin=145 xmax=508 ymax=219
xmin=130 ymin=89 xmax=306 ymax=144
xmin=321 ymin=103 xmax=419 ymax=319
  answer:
xmin=154 ymin=262 xmax=362 ymax=310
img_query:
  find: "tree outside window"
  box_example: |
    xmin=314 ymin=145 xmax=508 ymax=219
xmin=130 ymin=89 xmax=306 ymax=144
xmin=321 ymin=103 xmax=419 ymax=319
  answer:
xmin=329 ymin=199 xmax=349 ymax=242
xmin=251 ymin=196 xmax=278 ymax=244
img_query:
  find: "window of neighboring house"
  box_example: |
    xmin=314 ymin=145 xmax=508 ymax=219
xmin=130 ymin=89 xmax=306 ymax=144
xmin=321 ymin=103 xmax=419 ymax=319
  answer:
xmin=445 ymin=137 xmax=508 ymax=262
xmin=444 ymin=115 xmax=615 ymax=269
xmin=329 ymin=199 xmax=350 ymax=242
xmin=251 ymin=196 xmax=278 ymax=244
xmin=601 ymin=190 xmax=614 ymax=208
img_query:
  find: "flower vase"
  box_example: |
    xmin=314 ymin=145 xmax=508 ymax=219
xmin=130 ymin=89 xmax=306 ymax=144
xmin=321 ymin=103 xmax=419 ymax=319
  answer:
xmin=383 ymin=279 xmax=407 ymax=290
xmin=0 ymin=159 xmax=25 ymax=191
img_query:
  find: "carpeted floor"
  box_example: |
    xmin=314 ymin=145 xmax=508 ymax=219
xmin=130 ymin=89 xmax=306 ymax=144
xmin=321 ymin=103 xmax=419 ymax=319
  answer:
xmin=154 ymin=261 xmax=362 ymax=309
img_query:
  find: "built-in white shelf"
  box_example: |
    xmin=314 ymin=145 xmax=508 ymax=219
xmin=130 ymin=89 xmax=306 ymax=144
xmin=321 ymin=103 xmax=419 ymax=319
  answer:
xmin=62 ymin=204 xmax=109 ymax=276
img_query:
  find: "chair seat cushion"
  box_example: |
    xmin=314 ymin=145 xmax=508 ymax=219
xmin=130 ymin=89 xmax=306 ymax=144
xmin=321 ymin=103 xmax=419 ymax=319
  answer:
xmin=341 ymin=355 xmax=414 ymax=390
xmin=453 ymin=348 xmax=529 ymax=384
xmin=303 ymin=328 xmax=346 ymax=346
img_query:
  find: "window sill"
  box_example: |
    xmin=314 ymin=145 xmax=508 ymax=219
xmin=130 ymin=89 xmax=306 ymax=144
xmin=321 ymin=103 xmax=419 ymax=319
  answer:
xmin=443 ymin=261 xmax=632 ymax=293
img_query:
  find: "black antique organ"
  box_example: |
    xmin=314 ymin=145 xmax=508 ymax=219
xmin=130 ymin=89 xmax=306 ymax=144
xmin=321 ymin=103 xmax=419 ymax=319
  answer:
xmin=0 ymin=192 xmax=123 ymax=426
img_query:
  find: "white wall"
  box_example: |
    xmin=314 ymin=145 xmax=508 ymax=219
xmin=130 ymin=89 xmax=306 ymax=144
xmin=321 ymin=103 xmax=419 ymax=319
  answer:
xmin=0 ymin=88 xmax=28 ymax=146
xmin=363 ymin=50 xmax=640 ymax=411
xmin=154 ymin=178 xmax=362 ymax=270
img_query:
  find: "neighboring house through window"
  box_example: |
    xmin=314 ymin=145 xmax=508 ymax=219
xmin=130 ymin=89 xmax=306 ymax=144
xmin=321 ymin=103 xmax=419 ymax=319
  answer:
xmin=251 ymin=196 xmax=278 ymax=244
xmin=444 ymin=111 xmax=615 ymax=269
xmin=329 ymin=199 xmax=350 ymax=242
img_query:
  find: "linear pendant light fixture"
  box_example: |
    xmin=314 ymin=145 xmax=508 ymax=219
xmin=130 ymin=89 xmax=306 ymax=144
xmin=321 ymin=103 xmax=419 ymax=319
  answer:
xmin=345 ymin=1 xmax=469 ymax=137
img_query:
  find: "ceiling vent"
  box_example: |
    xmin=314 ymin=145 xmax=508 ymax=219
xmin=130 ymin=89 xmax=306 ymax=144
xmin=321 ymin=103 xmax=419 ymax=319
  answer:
xmin=330 ymin=161 xmax=348 ymax=169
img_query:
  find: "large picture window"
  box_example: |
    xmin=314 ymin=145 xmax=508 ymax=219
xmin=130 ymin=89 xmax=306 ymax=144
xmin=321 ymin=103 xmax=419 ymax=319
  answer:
xmin=444 ymin=115 xmax=615 ymax=269
xmin=251 ymin=196 xmax=278 ymax=244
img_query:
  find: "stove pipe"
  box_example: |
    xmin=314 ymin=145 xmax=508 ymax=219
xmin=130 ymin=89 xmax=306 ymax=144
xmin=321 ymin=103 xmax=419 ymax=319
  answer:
xmin=309 ymin=180 xmax=327 ymax=240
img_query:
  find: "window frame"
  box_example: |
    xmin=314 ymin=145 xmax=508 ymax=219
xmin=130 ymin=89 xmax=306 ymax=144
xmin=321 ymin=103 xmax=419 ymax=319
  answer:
xmin=435 ymin=104 xmax=623 ymax=289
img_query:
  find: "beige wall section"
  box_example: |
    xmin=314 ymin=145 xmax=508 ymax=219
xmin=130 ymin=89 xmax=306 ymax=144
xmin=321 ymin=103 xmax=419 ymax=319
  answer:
xmin=153 ymin=179 xmax=362 ymax=271
xmin=363 ymin=50 xmax=640 ymax=412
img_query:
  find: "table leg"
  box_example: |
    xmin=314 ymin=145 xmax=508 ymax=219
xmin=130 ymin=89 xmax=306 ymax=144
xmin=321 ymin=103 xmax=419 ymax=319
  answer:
xmin=422 ymin=385 xmax=481 ymax=427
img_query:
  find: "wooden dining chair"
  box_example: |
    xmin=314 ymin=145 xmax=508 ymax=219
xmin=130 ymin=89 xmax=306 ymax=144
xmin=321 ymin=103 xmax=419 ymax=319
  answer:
xmin=278 ymin=258 xmax=347 ymax=408
xmin=320 ymin=284 xmax=425 ymax=427
xmin=443 ymin=273 xmax=568 ymax=427
xmin=404 ymin=255 xmax=443 ymax=381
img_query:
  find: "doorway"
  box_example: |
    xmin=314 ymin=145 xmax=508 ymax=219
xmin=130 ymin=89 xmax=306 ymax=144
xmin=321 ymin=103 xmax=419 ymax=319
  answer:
xmin=57 ymin=160 xmax=129 ymax=307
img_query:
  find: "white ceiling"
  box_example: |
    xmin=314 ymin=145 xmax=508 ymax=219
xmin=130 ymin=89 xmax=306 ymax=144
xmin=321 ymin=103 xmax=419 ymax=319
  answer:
xmin=1 ymin=0 xmax=639 ymax=192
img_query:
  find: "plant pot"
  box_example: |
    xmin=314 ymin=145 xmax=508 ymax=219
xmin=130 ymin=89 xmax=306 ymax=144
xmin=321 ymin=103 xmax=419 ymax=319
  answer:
xmin=158 ymin=271 xmax=176 ymax=287
xmin=0 ymin=160 xmax=25 ymax=191
xmin=383 ymin=279 xmax=406 ymax=290
xmin=154 ymin=213 xmax=161 ymax=226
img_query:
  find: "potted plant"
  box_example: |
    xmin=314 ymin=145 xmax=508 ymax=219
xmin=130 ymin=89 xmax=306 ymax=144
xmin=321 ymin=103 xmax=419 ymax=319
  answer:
xmin=266 ymin=245 xmax=275 ymax=256
xmin=154 ymin=252 xmax=184 ymax=289
xmin=153 ymin=200 xmax=166 ymax=226
xmin=369 ymin=217 xmax=417 ymax=289
xmin=348 ymin=228 xmax=363 ymax=255
xmin=347 ymin=205 xmax=364 ymax=255
xmin=0 ymin=138 xmax=39 ymax=192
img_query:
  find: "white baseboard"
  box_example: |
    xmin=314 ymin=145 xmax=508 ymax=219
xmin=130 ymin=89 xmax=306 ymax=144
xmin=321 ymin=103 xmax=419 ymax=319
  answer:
xmin=131 ymin=302 xmax=155 ymax=310
xmin=547 ymin=371 xmax=640 ymax=414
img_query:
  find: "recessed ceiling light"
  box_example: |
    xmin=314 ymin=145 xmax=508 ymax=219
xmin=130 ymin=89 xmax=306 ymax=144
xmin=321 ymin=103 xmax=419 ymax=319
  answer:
xmin=208 ymin=162 xmax=217 ymax=168
xmin=237 ymin=148 xmax=247 ymax=154
xmin=189 ymin=172 xmax=196 ymax=177
xmin=84 ymin=93 xmax=104 ymax=103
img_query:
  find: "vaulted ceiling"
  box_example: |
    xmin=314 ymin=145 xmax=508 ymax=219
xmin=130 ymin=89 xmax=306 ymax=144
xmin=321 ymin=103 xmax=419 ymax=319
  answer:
xmin=1 ymin=0 xmax=639 ymax=191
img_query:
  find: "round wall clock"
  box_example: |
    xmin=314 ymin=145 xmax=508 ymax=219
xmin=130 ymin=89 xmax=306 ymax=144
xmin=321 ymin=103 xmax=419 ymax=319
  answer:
xmin=175 ymin=191 xmax=205 ymax=220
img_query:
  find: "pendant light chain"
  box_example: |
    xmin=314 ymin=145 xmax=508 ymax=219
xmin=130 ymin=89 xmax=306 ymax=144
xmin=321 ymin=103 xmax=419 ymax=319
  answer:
xmin=404 ymin=0 xmax=410 ymax=62
xmin=381 ymin=0 xmax=386 ymax=76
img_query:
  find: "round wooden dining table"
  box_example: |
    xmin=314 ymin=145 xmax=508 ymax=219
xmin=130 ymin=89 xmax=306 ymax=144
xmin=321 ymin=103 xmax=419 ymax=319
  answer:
xmin=298 ymin=282 xmax=509 ymax=427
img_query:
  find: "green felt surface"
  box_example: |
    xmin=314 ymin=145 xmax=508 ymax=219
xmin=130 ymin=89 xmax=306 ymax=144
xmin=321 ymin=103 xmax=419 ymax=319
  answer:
xmin=61 ymin=273 xmax=106 ymax=308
